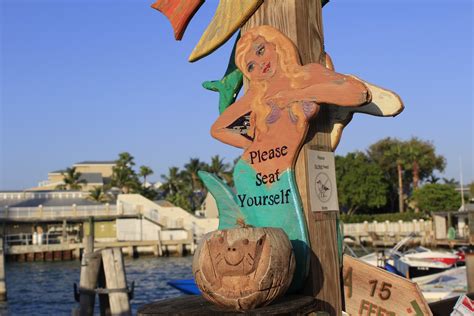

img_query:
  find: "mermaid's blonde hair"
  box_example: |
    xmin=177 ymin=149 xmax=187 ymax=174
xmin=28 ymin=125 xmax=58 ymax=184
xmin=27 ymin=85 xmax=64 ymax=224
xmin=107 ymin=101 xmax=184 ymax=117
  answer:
xmin=235 ymin=26 xmax=309 ymax=138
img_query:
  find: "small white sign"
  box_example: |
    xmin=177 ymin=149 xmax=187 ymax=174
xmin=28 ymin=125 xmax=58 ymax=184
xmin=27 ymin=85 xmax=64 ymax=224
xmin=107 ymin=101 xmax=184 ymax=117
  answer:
xmin=307 ymin=149 xmax=339 ymax=212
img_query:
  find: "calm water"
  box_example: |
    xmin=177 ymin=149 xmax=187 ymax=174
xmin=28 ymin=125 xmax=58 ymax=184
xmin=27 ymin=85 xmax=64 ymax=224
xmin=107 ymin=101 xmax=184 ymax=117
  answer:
xmin=0 ymin=256 xmax=193 ymax=315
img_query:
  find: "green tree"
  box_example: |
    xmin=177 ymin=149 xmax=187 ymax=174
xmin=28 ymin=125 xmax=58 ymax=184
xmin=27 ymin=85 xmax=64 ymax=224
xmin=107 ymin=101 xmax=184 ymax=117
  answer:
xmin=111 ymin=152 xmax=140 ymax=194
xmin=56 ymin=167 xmax=87 ymax=190
xmin=182 ymin=158 xmax=207 ymax=212
xmin=138 ymin=186 xmax=158 ymax=200
xmin=368 ymin=138 xmax=407 ymax=213
xmin=87 ymin=186 xmax=109 ymax=202
xmin=405 ymin=138 xmax=445 ymax=189
xmin=442 ymin=177 xmax=459 ymax=187
xmin=336 ymin=152 xmax=388 ymax=215
xmin=206 ymin=155 xmax=232 ymax=184
xmin=161 ymin=167 xmax=182 ymax=195
xmin=412 ymin=183 xmax=460 ymax=212
xmin=368 ymin=137 xmax=446 ymax=213
xmin=139 ymin=165 xmax=154 ymax=187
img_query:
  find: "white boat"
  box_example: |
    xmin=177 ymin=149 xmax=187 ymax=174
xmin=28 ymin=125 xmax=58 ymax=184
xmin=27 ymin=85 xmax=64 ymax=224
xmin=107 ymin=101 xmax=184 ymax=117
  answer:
xmin=413 ymin=266 xmax=467 ymax=303
xmin=392 ymin=246 xmax=460 ymax=278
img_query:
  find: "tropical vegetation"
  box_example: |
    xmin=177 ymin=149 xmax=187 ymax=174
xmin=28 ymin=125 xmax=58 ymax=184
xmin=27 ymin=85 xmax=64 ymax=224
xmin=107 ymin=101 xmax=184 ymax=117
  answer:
xmin=56 ymin=167 xmax=87 ymax=190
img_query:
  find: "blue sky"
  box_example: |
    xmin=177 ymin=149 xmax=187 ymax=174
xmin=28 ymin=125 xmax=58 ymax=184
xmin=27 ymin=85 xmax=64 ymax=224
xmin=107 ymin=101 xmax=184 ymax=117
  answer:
xmin=1 ymin=0 xmax=472 ymax=189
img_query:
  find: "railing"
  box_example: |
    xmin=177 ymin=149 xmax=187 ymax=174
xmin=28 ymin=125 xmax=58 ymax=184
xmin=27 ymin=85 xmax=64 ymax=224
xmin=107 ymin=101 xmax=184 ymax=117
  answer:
xmin=0 ymin=204 xmax=120 ymax=220
xmin=343 ymin=219 xmax=433 ymax=242
xmin=5 ymin=232 xmax=66 ymax=246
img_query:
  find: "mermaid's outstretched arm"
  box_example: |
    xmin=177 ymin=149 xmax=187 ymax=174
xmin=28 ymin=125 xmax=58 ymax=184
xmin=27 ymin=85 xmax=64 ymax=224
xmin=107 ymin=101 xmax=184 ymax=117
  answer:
xmin=269 ymin=63 xmax=371 ymax=108
xmin=210 ymin=93 xmax=253 ymax=149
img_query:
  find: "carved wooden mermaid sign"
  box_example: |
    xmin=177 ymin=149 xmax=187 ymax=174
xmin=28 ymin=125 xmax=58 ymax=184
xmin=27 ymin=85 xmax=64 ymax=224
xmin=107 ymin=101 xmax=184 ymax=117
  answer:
xmin=198 ymin=25 xmax=401 ymax=291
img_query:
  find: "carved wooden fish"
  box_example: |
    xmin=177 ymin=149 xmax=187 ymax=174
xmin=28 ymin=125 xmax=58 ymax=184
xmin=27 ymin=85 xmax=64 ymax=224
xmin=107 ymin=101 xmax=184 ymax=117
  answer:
xmin=151 ymin=0 xmax=204 ymax=40
xmin=189 ymin=0 xmax=264 ymax=62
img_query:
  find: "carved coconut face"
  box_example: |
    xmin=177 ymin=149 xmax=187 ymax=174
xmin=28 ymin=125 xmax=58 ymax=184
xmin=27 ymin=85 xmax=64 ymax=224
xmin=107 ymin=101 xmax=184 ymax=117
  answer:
xmin=244 ymin=36 xmax=278 ymax=81
xmin=210 ymin=233 xmax=266 ymax=277
xmin=193 ymin=227 xmax=295 ymax=311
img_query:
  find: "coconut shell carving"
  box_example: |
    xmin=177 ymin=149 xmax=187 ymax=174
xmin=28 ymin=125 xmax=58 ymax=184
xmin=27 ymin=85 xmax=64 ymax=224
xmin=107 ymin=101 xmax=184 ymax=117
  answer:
xmin=193 ymin=227 xmax=295 ymax=310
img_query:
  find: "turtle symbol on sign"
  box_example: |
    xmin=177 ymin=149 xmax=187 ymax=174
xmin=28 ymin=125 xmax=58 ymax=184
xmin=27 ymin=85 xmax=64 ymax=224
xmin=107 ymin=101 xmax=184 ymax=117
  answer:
xmin=315 ymin=172 xmax=332 ymax=203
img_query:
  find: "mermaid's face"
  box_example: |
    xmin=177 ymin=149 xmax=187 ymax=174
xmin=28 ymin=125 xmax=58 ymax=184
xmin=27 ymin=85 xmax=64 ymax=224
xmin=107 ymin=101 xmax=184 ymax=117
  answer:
xmin=244 ymin=36 xmax=278 ymax=81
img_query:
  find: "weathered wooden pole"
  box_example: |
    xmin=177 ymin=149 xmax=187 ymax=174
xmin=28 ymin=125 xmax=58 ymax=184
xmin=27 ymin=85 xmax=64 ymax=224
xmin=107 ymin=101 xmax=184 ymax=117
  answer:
xmin=79 ymin=250 xmax=102 ymax=316
xmin=98 ymin=264 xmax=111 ymax=316
xmin=469 ymin=211 xmax=474 ymax=245
xmin=102 ymin=248 xmax=131 ymax=316
xmin=0 ymin=238 xmax=6 ymax=302
xmin=243 ymin=1 xmax=342 ymax=314
xmin=62 ymin=219 xmax=68 ymax=244
xmin=467 ymin=252 xmax=474 ymax=293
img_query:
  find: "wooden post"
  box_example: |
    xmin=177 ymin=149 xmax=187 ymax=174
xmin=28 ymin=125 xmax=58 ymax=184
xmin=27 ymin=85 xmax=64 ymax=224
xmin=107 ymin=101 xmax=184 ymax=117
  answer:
xmin=0 ymin=238 xmax=6 ymax=302
xmin=102 ymin=248 xmax=131 ymax=316
xmin=62 ymin=219 xmax=67 ymax=244
xmin=154 ymin=231 xmax=163 ymax=257
xmin=98 ymin=263 xmax=111 ymax=316
xmin=85 ymin=217 xmax=95 ymax=254
xmin=469 ymin=211 xmax=474 ymax=245
xmin=79 ymin=250 xmax=102 ymax=316
xmin=467 ymin=252 xmax=474 ymax=293
xmin=243 ymin=1 xmax=342 ymax=314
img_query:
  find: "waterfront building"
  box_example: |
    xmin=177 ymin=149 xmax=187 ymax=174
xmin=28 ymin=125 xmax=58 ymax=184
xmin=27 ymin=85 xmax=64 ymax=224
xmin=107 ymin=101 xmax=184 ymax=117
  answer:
xmin=30 ymin=160 xmax=116 ymax=191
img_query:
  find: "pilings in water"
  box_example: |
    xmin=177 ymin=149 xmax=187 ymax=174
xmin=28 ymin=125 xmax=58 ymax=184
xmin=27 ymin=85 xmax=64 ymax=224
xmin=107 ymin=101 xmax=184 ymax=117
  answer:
xmin=0 ymin=238 xmax=6 ymax=302
xmin=74 ymin=248 xmax=132 ymax=316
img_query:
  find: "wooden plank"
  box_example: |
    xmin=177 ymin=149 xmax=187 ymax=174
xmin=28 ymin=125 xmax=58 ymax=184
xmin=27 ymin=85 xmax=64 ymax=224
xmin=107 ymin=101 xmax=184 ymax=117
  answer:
xmin=79 ymin=250 xmax=102 ymax=316
xmin=189 ymin=0 xmax=264 ymax=62
xmin=102 ymin=248 xmax=131 ymax=316
xmin=242 ymin=1 xmax=343 ymax=314
xmin=467 ymin=253 xmax=474 ymax=293
xmin=343 ymin=255 xmax=432 ymax=316
xmin=138 ymin=295 xmax=318 ymax=315
xmin=151 ymin=0 xmax=204 ymax=40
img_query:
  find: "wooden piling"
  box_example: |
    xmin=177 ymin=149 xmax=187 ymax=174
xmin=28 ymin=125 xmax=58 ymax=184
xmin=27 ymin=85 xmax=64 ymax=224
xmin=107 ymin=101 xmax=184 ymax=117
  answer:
xmin=467 ymin=252 xmax=474 ymax=293
xmin=0 ymin=238 xmax=6 ymax=301
xmin=102 ymin=248 xmax=131 ymax=316
xmin=62 ymin=219 xmax=67 ymax=244
xmin=79 ymin=250 xmax=102 ymax=316
xmin=98 ymin=263 xmax=111 ymax=316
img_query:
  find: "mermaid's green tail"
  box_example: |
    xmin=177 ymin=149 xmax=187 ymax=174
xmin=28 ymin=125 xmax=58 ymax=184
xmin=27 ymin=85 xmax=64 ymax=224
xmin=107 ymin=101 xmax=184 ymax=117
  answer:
xmin=198 ymin=171 xmax=246 ymax=229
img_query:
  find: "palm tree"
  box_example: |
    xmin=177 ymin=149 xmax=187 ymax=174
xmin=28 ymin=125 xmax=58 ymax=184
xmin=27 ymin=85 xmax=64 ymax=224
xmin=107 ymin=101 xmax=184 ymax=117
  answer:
xmin=117 ymin=152 xmax=135 ymax=167
xmin=139 ymin=165 xmax=154 ymax=187
xmin=207 ymin=155 xmax=232 ymax=184
xmin=111 ymin=152 xmax=139 ymax=193
xmin=56 ymin=167 xmax=87 ymax=190
xmin=161 ymin=167 xmax=181 ymax=195
xmin=183 ymin=158 xmax=208 ymax=211
xmin=87 ymin=186 xmax=109 ymax=202
xmin=184 ymin=158 xmax=206 ymax=191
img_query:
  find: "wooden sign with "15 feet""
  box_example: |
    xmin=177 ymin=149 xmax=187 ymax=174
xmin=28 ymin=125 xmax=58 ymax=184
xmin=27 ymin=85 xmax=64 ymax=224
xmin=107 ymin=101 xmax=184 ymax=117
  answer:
xmin=343 ymin=255 xmax=432 ymax=316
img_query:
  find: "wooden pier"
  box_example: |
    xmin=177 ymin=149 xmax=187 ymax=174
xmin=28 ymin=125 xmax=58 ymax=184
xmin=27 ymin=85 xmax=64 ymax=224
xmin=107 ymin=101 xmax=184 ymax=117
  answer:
xmin=5 ymin=237 xmax=194 ymax=262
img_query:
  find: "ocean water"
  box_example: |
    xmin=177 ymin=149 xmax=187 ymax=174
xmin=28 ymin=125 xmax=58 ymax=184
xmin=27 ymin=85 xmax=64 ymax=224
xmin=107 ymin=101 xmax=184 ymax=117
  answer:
xmin=0 ymin=256 xmax=193 ymax=315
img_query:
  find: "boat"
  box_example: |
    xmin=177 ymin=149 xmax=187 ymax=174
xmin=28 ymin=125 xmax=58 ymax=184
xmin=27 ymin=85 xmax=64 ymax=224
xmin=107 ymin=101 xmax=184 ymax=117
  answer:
xmin=392 ymin=246 xmax=461 ymax=278
xmin=413 ymin=266 xmax=467 ymax=303
xmin=167 ymin=279 xmax=200 ymax=295
xmin=346 ymin=233 xmax=464 ymax=279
